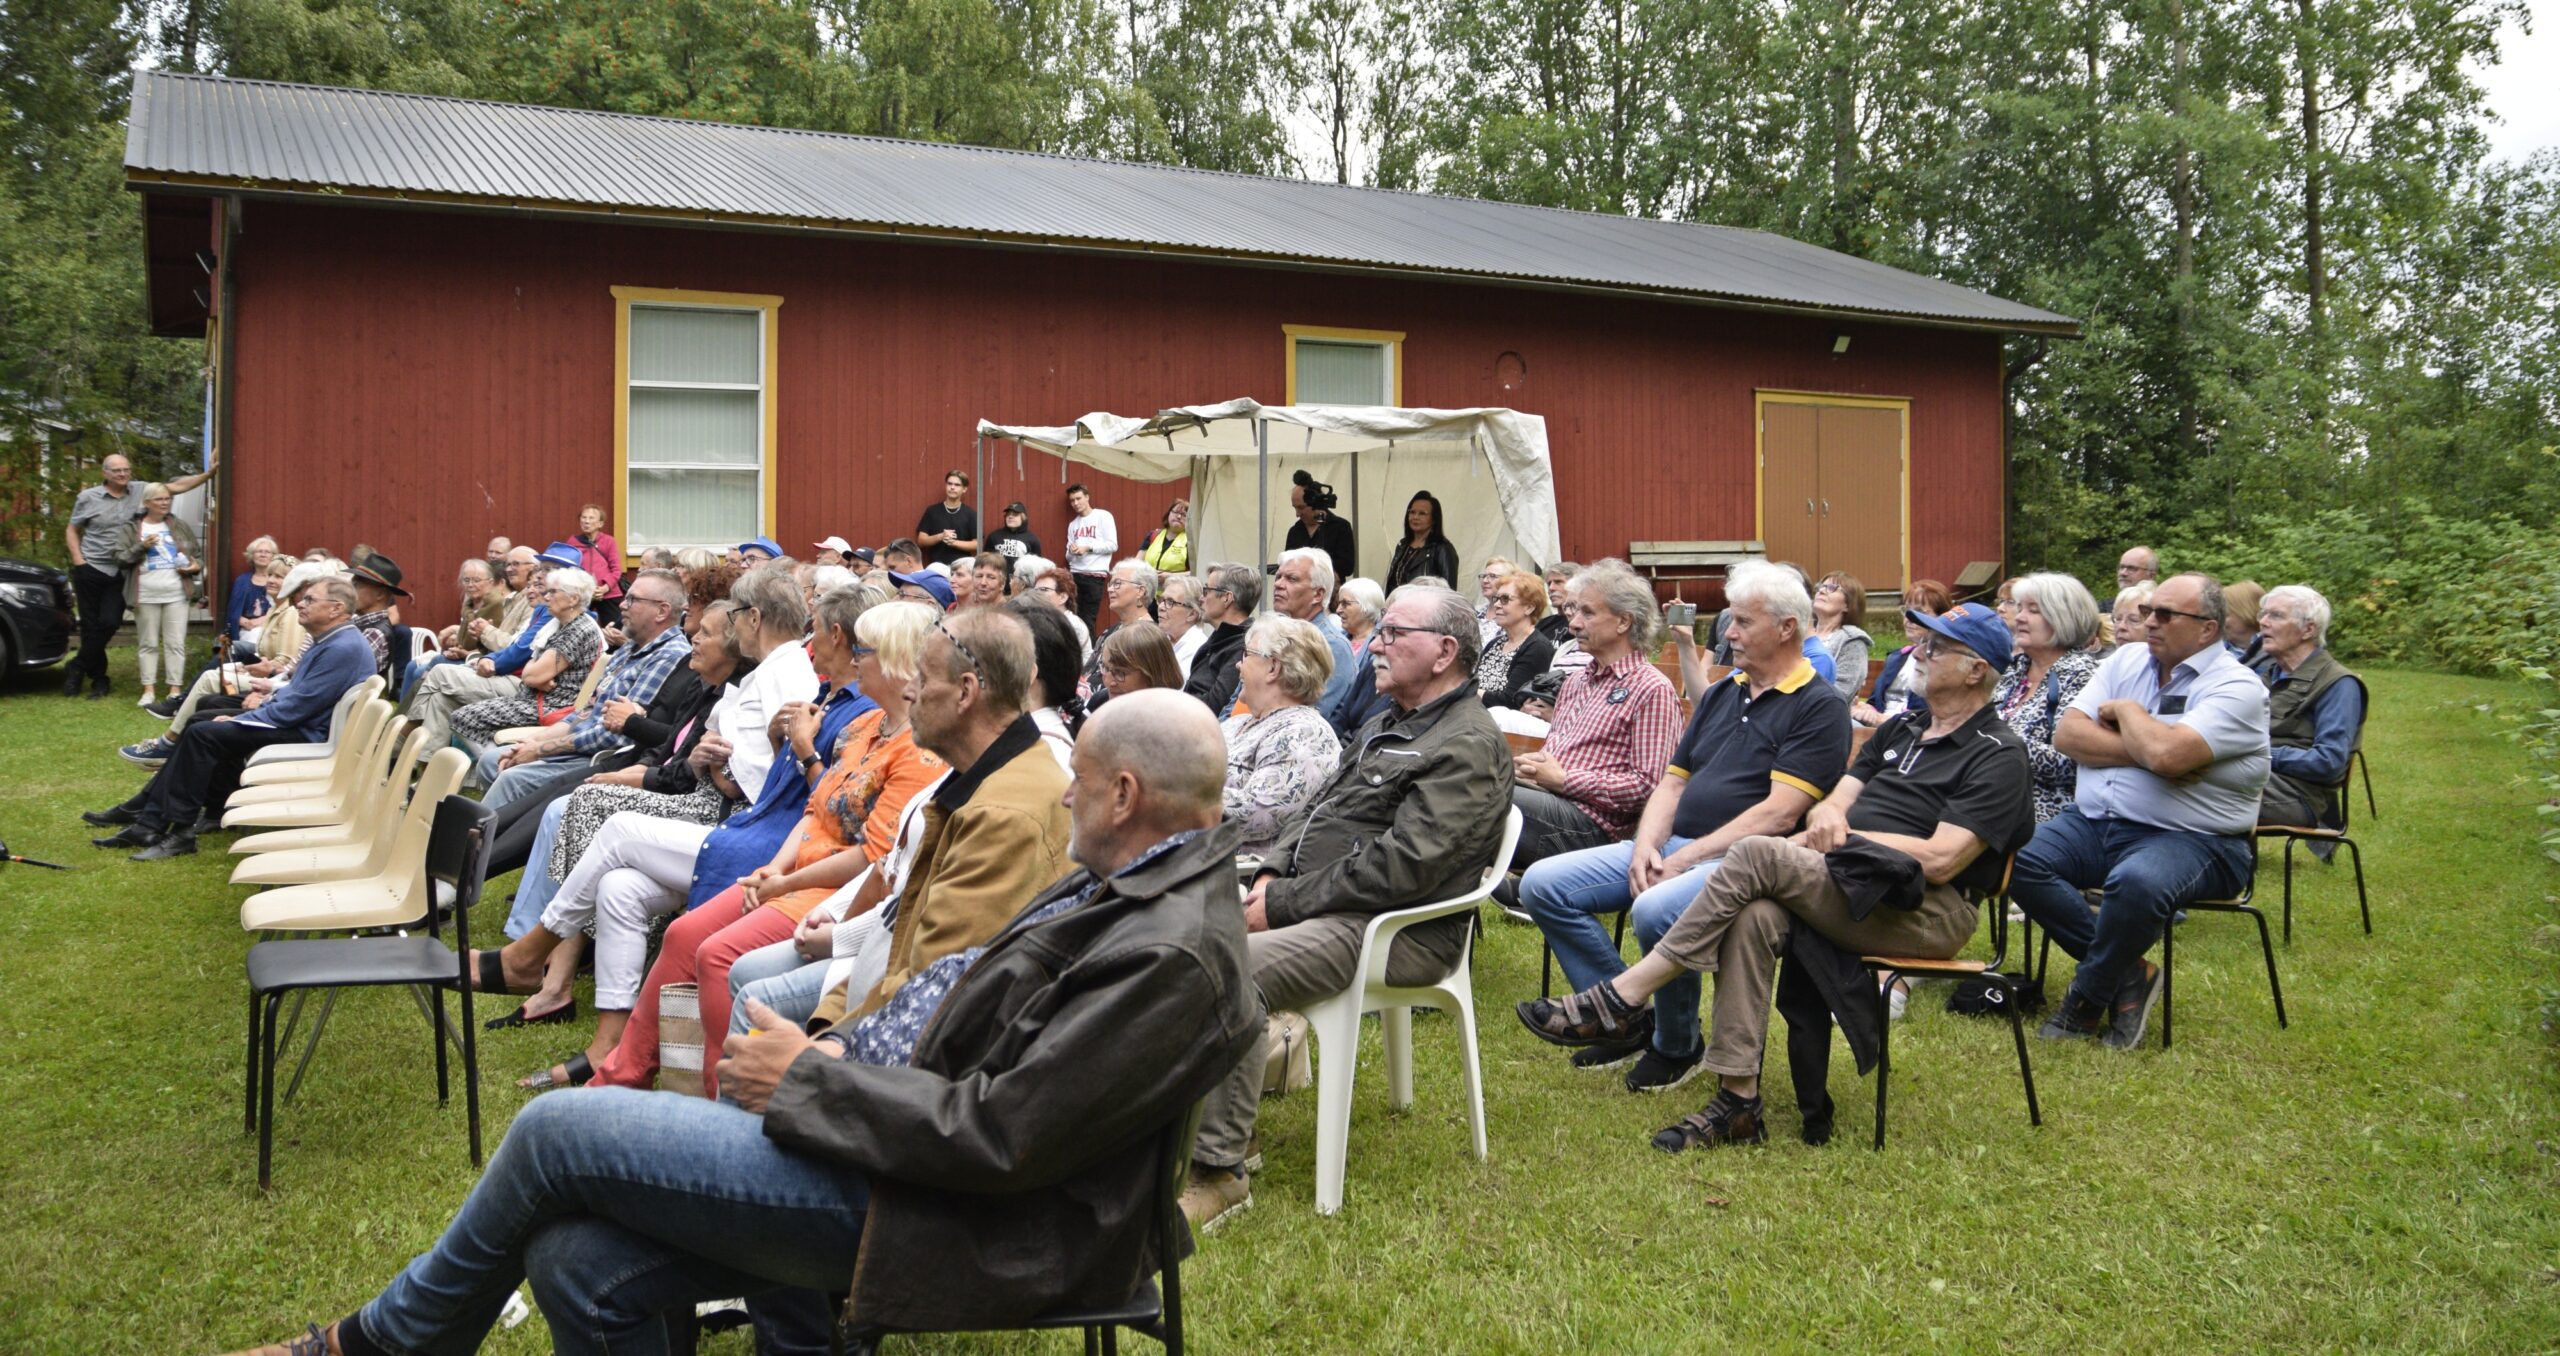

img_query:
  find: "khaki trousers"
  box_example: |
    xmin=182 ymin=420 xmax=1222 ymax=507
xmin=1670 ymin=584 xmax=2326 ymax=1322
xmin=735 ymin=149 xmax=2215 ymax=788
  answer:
xmin=1192 ymin=911 xmax=1466 ymax=1169
xmin=1653 ymin=835 xmax=1977 ymax=1079
xmin=410 ymin=664 xmax=521 ymax=755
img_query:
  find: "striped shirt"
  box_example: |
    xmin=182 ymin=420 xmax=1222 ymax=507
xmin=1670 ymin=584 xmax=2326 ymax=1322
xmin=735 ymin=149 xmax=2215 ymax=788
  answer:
xmin=1542 ymin=651 xmax=1682 ymax=837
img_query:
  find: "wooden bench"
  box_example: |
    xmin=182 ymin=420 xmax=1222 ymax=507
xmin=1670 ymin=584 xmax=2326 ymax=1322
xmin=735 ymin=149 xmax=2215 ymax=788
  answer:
xmin=1628 ymin=540 xmax=1765 ymax=588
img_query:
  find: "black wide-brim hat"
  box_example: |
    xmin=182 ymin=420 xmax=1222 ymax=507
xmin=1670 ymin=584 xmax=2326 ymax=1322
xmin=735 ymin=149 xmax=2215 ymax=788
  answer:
xmin=350 ymin=551 xmax=412 ymax=598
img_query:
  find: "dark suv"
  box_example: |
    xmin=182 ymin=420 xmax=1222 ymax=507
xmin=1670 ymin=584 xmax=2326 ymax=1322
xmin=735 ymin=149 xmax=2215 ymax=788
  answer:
xmin=0 ymin=557 xmax=76 ymax=673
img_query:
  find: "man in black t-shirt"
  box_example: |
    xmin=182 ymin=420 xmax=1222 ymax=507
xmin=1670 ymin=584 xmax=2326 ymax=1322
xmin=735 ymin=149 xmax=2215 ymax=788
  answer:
xmin=915 ymin=469 xmax=981 ymax=569
xmin=1519 ymin=603 xmax=2034 ymax=1152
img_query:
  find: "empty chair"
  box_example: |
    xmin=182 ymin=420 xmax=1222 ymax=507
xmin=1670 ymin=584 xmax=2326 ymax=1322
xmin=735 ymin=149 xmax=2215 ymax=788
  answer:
xmin=230 ymin=734 xmax=455 ymax=888
xmin=230 ymin=723 xmax=427 ymax=856
xmin=240 ymin=748 xmax=470 ymax=933
xmin=227 ymin=700 xmax=394 ymax=801
xmin=240 ymin=675 xmax=385 ymax=775
xmin=1297 ymin=807 xmax=1520 ymax=1215
xmin=222 ymin=712 xmax=407 ymax=830
xmin=244 ymin=793 xmax=493 ymax=1188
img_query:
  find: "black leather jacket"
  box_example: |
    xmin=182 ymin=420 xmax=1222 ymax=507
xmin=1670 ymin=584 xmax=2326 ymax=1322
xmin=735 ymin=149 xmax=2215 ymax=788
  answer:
xmin=762 ymin=821 xmax=1260 ymax=1331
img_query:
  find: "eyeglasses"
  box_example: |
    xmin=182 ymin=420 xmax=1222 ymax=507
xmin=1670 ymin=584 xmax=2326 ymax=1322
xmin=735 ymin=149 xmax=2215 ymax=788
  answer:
xmin=2137 ymin=604 xmax=2215 ymax=626
xmin=1916 ymin=635 xmax=1976 ymax=663
xmin=1244 ymin=647 xmax=1277 ymax=661
xmin=1372 ymin=623 xmax=1445 ymax=648
xmin=848 ymin=644 xmax=877 ymax=660
xmin=933 ymin=621 xmax=982 ymax=680
xmin=1203 ymin=585 xmax=1233 ymax=597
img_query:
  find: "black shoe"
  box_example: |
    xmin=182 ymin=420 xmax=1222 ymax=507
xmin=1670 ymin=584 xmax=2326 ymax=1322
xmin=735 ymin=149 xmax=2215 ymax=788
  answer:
xmin=88 ymin=678 xmax=110 ymax=700
xmin=2036 ymin=993 xmax=2107 ymax=1042
xmin=192 ymin=814 xmax=222 ymax=835
xmin=1624 ymin=1045 xmax=1707 ymax=1094
xmin=145 ymin=697 xmax=183 ymax=719
xmin=1568 ymin=1009 xmax=1656 ymax=1072
xmin=62 ymin=671 xmax=84 ymax=698
xmin=2101 ymin=962 xmax=2165 ymax=1051
xmin=130 ymin=830 xmax=198 ymax=861
xmin=1651 ymin=1088 xmax=1767 ymax=1153
xmin=92 ymin=823 xmax=157 ymax=848
xmin=82 ymin=804 xmax=141 ymax=828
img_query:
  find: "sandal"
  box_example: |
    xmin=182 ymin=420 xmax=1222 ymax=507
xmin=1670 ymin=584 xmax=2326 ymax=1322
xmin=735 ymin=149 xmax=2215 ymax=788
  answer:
xmin=518 ymin=1053 xmax=594 ymax=1091
xmin=483 ymin=997 xmax=577 ymax=1030
xmin=1514 ymin=982 xmax=1648 ymax=1048
xmin=1649 ymin=1089 xmax=1768 ymax=1153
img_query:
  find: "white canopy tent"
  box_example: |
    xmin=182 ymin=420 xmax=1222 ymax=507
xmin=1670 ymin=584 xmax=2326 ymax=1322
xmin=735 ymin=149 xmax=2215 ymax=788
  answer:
xmin=973 ymin=399 xmax=1560 ymax=601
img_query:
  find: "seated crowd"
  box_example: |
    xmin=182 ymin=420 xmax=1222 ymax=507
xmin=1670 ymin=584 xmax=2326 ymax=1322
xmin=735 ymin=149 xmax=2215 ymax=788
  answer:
xmin=128 ymin=515 xmax=2358 ymax=1355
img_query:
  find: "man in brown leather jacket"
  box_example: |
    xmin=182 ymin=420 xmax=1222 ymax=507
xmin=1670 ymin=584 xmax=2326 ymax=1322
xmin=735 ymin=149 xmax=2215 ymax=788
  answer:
xmin=221 ymin=688 xmax=1256 ymax=1356
xmin=1183 ymin=582 xmax=1515 ymax=1231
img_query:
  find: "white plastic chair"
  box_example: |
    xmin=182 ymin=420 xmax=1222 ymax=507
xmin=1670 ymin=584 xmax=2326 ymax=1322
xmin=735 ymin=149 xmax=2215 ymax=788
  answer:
xmin=1298 ymin=806 xmax=1521 ymax=1216
xmin=230 ymin=724 xmax=428 ymax=856
xmin=240 ymin=749 xmax=471 ymax=933
xmin=241 ymin=676 xmax=385 ymax=774
xmin=222 ymin=710 xmax=404 ymax=828
xmin=229 ymin=728 xmax=443 ymax=886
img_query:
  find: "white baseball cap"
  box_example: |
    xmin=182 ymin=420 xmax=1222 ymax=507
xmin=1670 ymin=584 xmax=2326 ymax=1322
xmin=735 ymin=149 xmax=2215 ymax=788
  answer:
xmin=814 ymin=535 xmax=853 ymax=555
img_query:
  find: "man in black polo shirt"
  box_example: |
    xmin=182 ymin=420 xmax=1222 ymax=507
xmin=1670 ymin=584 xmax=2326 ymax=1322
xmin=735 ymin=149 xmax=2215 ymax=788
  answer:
xmin=1520 ymin=602 xmax=2034 ymax=1151
xmin=1517 ymin=561 xmax=1850 ymax=1093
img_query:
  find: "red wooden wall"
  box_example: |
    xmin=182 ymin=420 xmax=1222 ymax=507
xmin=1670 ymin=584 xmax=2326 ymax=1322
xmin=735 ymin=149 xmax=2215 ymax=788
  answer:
xmin=200 ymin=197 xmax=2007 ymax=624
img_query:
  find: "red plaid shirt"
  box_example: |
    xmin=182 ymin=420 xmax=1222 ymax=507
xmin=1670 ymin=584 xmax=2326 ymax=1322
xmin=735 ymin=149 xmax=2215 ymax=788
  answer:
xmin=1543 ymin=651 xmax=1681 ymax=836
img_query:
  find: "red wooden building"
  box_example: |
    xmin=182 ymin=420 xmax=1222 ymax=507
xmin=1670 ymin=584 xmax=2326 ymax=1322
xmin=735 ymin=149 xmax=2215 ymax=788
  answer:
xmin=127 ymin=72 xmax=2078 ymax=625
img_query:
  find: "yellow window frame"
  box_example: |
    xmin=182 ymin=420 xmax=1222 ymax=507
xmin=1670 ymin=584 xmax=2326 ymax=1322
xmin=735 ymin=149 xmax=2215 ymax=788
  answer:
xmin=1283 ymin=324 xmax=1405 ymax=405
xmin=612 ymin=285 xmax=784 ymax=557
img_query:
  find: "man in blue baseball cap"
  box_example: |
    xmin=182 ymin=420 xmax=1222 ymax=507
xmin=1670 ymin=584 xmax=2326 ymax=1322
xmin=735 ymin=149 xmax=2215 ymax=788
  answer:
xmin=1519 ymin=598 xmax=2035 ymax=1154
xmin=887 ymin=569 xmax=956 ymax=611
xmin=734 ymin=536 xmax=784 ymax=564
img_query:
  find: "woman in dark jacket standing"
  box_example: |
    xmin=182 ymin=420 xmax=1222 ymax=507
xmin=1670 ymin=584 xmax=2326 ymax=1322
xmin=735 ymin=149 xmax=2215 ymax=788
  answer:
xmin=1385 ymin=490 xmax=1458 ymax=591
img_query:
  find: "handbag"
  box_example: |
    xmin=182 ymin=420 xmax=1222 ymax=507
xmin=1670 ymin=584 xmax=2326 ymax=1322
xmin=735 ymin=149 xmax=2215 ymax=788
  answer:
xmin=818 ymin=904 xmax=894 ymax=1023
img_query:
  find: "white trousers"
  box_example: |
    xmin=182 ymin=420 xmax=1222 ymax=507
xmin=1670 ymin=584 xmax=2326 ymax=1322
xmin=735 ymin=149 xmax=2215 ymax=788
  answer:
xmin=540 ymin=810 xmax=713 ymax=1010
xmin=135 ymin=599 xmax=187 ymax=688
xmin=409 ymin=664 xmax=520 ymax=755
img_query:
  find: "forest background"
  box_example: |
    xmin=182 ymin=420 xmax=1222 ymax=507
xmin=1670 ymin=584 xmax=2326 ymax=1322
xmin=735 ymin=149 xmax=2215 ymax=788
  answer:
xmin=2 ymin=0 xmax=2555 ymax=679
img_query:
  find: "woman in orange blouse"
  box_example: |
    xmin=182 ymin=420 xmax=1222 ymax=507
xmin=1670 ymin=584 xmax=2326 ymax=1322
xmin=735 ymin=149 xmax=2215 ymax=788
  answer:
xmin=572 ymin=598 xmax=945 ymax=1095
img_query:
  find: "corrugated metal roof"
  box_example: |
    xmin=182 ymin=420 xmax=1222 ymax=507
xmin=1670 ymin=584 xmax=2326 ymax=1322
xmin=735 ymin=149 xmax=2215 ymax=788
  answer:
xmin=126 ymin=71 xmax=2080 ymax=336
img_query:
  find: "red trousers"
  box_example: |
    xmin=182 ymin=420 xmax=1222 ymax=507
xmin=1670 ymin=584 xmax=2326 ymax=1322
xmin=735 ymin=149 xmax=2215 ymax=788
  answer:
xmin=589 ymin=895 xmax=798 ymax=1097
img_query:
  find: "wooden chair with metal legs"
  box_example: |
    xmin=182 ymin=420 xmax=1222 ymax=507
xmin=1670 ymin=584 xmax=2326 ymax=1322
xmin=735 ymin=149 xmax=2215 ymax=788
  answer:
xmin=1859 ymin=859 xmax=2039 ymax=1148
xmin=2033 ymin=866 xmax=2286 ymax=1051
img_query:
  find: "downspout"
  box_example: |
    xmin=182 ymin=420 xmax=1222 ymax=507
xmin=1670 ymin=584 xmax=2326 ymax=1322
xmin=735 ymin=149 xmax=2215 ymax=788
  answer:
xmin=212 ymin=194 xmax=241 ymax=616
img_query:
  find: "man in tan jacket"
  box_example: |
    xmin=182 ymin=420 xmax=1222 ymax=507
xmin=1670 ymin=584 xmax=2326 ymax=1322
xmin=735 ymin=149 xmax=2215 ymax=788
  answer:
xmin=807 ymin=608 xmax=1072 ymax=1027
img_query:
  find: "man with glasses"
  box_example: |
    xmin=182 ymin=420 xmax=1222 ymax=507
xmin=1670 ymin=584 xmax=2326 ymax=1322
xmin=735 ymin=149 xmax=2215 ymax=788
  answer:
xmin=2104 ymin=545 xmax=2161 ymax=612
xmin=85 ymin=576 xmax=375 ymax=861
xmin=1518 ymin=601 xmax=2034 ymax=1151
xmin=475 ymin=570 xmax=695 ymax=810
xmin=2013 ymin=572 xmax=2270 ymax=1050
xmin=1179 ymin=561 xmax=1260 ymax=715
xmin=1183 ymin=583 xmax=1514 ymax=1231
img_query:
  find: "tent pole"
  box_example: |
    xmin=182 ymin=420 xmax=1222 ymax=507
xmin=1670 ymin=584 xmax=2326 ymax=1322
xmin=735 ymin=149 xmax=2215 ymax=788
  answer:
xmin=974 ymin=432 xmax=985 ymax=541
xmin=1349 ymin=451 xmax=1360 ymax=580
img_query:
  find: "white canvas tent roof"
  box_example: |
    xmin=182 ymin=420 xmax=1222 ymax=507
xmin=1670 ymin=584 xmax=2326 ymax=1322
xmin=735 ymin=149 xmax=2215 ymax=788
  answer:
xmin=975 ymin=399 xmax=1560 ymax=597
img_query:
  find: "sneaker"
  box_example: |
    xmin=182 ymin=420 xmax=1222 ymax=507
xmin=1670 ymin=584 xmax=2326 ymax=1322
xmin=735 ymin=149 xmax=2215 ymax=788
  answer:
xmin=120 ymin=736 xmax=176 ymax=769
xmin=88 ymin=679 xmax=110 ymax=700
xmin=1650 ymin=1088 xmax=1767 ymax=1153
xmin=1885 ymin=977 xmax=1910 ymax=1021
xmin=1623 ymin=1045 xmax=1706 ymax=1094
xmin=136 ymin=689 xmax=157 ymax=707
xmin=61 ymin=671 xmax=83 ymax=698
xmin=1568 ymin=1009 xmax=1655 ymax=1072
xmin=2101 ymin=961 xmax=2165 ymax=1051
xmin=145 ymin=696 xmax=183 ymax=718
xmin=2036 ymin=993 xmax=2107 ymax=1042
xmin=1242 ymin=1133 xmax=1263 ymax=1176
xmin=1178 ymin=1164 xmax=1250 ymax=1234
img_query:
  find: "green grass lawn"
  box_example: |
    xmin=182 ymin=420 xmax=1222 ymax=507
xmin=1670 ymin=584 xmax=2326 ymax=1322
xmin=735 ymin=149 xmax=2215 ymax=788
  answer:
xmin=1 ymin=657 xmax=2555 ymax=1353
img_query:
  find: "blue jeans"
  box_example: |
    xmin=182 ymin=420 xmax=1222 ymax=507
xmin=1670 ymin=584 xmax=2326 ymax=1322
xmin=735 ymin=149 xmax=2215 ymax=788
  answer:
xmin=484 ymin=752 xmax=585 ymax=811
xmin=353 ymin=1087 xmax=866 ymax=1356
xmin=505 ymin=797 xmax=574 ymax=940
xmin=1519 ymin=837 xmax=1724 ymax=1059
xmin=2010 ymin=809 xmax=2255 ymax=1008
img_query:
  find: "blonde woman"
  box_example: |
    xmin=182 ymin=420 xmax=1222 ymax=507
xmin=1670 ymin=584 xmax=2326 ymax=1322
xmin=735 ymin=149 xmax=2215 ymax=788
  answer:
xmin=124 ymin=483 xmax=202 ymax=705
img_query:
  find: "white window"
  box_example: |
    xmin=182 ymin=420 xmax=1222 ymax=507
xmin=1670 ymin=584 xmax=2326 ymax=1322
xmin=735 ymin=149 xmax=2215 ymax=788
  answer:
xmin=614 ymin=287 xmax=781 ymax=551
xmin=1284 ymin=325 xmax=1403 ymax=406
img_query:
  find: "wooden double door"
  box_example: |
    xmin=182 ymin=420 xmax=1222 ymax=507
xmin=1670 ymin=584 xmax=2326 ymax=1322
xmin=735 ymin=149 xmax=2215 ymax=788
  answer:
xmin=1758 ymin=393 xmax=1907 ymax=595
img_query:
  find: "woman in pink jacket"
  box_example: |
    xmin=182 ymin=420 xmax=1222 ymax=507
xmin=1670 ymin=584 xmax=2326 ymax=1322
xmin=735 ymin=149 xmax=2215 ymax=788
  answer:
xmin=572 ymin=502 xmax=624 ymax=626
